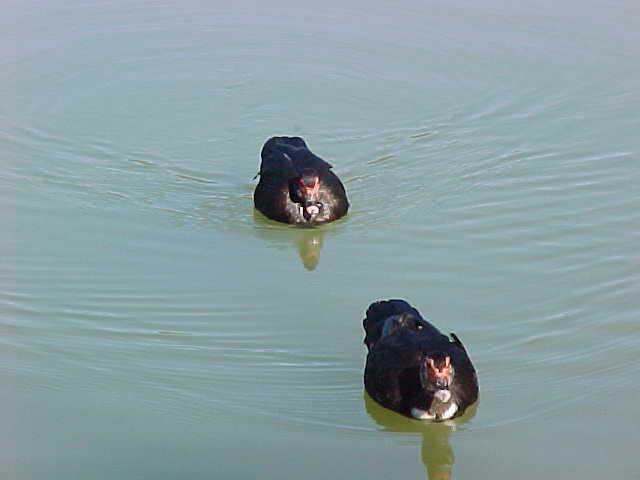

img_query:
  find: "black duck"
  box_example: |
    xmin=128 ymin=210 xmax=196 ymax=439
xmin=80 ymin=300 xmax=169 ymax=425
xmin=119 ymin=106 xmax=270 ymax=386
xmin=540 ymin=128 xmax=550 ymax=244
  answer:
xmin=254 ymin=136 xmax=349 ymax=225
xmin=363 ymin=299 xmax=479 ymax=421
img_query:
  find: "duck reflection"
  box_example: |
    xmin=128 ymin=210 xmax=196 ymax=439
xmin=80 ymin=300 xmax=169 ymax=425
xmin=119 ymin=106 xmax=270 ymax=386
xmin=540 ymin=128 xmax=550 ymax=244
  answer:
xmin=294 ymin=228 xmax=324 ymax=270
xmin=252 ymin=209 xmax=327 ymax=271
xmin=364 ymin=391 xmax=478 ymax=480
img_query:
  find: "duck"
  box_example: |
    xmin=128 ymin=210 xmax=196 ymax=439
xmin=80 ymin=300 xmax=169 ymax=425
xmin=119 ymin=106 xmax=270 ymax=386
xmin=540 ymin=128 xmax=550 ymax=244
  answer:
xmin=363 ymin=299 xmax=479 ymax=421
xmin=253 ymin=136 xmax=349 ymax=225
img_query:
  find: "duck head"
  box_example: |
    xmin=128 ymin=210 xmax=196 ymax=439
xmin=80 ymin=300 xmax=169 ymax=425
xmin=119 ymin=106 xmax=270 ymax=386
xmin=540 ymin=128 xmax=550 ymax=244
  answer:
xmin=289 ymin=168 xmax=323 ymax=222
xmin=421 ymin=353 xmax=455 ymax=392
xmin=411 ymin=353 xmax=458 ymax=420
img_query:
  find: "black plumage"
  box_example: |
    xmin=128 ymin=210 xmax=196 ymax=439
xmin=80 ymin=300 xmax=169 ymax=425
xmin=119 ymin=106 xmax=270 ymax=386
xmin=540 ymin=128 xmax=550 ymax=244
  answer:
xmin=254 ymin=136 xmax=349 ymax=225
xmin=363 ymin=299 xmax=479 ymax=421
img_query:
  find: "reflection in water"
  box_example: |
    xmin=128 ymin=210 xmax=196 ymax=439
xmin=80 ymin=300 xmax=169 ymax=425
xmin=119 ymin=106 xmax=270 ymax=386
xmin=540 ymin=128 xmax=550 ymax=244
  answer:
xmin=364 ymin=392 xmax=478 ymax=480
xmin=294 ymin=229 xmax=324 ymax=271
xmin=252 ymin=209 xmax=327 ymax=271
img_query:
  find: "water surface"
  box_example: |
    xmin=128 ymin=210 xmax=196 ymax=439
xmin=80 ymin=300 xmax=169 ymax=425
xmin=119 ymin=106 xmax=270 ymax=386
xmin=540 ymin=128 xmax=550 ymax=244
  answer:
xmin=2 ymin=1 xmax=639 ymax=478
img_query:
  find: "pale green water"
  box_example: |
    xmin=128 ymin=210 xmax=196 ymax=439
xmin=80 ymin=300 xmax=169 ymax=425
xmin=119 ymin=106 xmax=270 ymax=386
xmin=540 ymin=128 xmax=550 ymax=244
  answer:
xmin=2 ymin=1 xmax=639 ymax=478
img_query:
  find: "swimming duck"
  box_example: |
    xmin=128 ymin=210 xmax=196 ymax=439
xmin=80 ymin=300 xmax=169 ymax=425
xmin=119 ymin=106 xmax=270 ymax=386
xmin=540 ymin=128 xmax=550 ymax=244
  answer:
xmin=253 ymin=136 xmax=349 ymax=225
xmin=363 ymin=299 xmax=479 ymax=421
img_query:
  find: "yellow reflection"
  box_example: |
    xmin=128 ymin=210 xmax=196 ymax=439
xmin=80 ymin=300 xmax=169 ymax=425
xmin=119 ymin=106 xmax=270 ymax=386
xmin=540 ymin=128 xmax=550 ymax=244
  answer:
xmin=364 ymin=391 xmax=478 ymax=480
xmin=252 ymin=209 xmax=327 ymax=271
xmin=294 ymin=229 xmax=324 ymax=271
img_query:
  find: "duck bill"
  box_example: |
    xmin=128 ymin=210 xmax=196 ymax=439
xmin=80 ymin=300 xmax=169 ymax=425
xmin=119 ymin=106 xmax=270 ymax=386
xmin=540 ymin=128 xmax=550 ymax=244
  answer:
xmin=435 ymin=377 xmax=450 ymax=389
xmin=302 ymin=203 xmax=320 ymax=222
xmin=297 ymin=175 xmax=321 ymax=222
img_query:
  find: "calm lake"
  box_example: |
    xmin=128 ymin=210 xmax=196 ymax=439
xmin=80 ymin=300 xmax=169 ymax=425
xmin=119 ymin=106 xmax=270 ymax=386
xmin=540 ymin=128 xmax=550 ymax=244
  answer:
xmin=2 ymin=0 xmax=639 ymax=478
